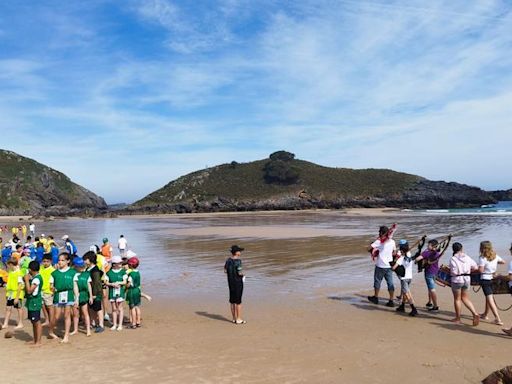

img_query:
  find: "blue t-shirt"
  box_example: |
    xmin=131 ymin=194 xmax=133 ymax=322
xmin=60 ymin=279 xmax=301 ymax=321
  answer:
xmin=1 ymin=248 xmax=12 ymax=263
xmin=65 ymin=240 xmax=78 ymax=255
xmin=35 ymin=247 xmax=44 ymax=263
xmin=51 ymin=246 xmax=59 ymax=265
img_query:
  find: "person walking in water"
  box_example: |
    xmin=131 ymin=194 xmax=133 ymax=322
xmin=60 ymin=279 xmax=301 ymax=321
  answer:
xmin=224 ymin=245 xmax=246 ymax=324
xmin=118 ymin=235 xmax=128 ymax=258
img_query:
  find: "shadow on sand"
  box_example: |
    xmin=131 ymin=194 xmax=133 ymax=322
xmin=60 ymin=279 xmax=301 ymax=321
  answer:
xmin=195 ymin=311 xmax=232 ymax=323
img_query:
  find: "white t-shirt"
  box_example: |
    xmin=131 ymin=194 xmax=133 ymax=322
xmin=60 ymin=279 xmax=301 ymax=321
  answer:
xmin=478 ymin=255 xmax=503 ymax=280
xmin=29 ymin=224 xmax=35 ymax=232
xmin=396 ymin=252 xmax=413 ymax=280
xmin=371 ymin=238 xmax=396 ymax=269
xmin=508 ymin=260 xmax=512 ymax=288
xmin=118 ymin=238 xmax=128 ymax=250
xmin=31 ymin=277 xmax=41 ymax=297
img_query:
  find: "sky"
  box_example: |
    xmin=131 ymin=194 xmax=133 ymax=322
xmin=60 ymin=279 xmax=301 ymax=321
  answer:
xmin=0 ymin=0 xmax=511 ymax=204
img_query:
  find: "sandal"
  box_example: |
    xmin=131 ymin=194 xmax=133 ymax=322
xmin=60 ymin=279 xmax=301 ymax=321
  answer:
xmin=236 ymin=319 xmax=247 ymax=324
xmin=494 ymin=320 xmax=504 ymax=326
xmin=502 ymin=328 xmax=512 ymax=336
xmin=472 ymin=314 xmax=480 ymax=327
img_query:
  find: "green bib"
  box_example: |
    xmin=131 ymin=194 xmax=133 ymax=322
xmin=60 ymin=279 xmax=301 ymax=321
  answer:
xmin=52 ymin=268 xmax=76 ymax=304
xmin=25 ymin=274 xmax=43 ymax=311
xmin=76 ymin=271 xmax=91 ymax=304
xmin=107 ymin=269 xmax=126 ymax=300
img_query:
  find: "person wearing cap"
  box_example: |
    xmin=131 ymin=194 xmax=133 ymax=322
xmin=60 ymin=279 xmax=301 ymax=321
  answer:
xmin=62 ymin=235 xmax=78 ymax=257
xmin=126 ymin=256 xmax=143 ymax=329
xmin=101 ymin=238 xmax=113 ymax=261
xmin=73 ymin=257 xmax=93 ymax=337
xmin=224 ymin=245 xmax=246 ymax=324
xmin=105 ymin=255 xmax=127 ymax=331
xmin=393 ymin=240 xmax=418 ymax=317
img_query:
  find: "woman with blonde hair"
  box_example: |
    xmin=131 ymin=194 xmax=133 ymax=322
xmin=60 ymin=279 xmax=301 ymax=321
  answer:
xmin=478 ymin=240 xmax=505 ymax=325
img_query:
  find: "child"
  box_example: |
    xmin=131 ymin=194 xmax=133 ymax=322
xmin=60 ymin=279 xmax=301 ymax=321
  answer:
xmin=478 ymin=241 xmax=504 ymax=325
xmin=393 ymin=240 xmax=418 ymax=316
xmin=126 ymin=257 xmax=142 ymax=328
xmin=415 ymin=239 xmax=446 ymax=311
xmin=39 ymin=254 xmax=55 ymax=327
xmin=224 ymin=245 xmax=246 ymax=324
xmin=24 ymin=260 xmax=43 ymax=346
xmin=83 ymin=251 xmax=105 ymax=333
xmin=449 ymin=242 xmax=479 ymax=326
xmin=1 ymin=258 xmax=24 ymax=330
xmin=105 ymin=255 xmax=127 ymax=331
xmin=49 ymin=253 xmax=79 ymax=343
xmin=73 ymin=257 xmax=93 ymax=336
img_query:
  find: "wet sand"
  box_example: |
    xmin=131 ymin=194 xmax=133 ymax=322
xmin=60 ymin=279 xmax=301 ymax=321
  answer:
xmin=0 ymin=210 xmax=511 ymax=382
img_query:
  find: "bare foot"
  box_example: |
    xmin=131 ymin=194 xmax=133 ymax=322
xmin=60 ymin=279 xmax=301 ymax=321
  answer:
xmin=494 ymin=319 xmax=504 ymax=326
xmin=449 ymin=318 xmax=462 ymax=325
xmin=70 ymin=330 xmax=78 ymax=336
xmin=29 ymin=343 xmax=42 ymax=348
xmin=472 ymin=314 xmax=480 ymax=327
xmin=48 ymin=333 xmax=60 ymax=340
xmin=479 ymin=314 xmax=489 ymax=320
xmin=60 ymin=338 xmax=69 ymax=344
xmin=86 ymin=332 xmax=91 ymax=337
xmin=14 ymin=324 xmax=23 ymax=330
xmin=502 ymin=328 xmax=512 ymax=336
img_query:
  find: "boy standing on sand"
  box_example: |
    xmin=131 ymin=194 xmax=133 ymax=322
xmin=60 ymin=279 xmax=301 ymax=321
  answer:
xmin=24 ymin=261 xmax=43 ymax=346
xmin=224 ymin=245 xmax=246 ymax=324
xmin=368 ymin=226 xmax=396 ymax=307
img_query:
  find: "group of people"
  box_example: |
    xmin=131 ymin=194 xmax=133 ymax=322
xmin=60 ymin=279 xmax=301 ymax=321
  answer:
xmin=368 ymin=224 xmax=512 ymax=335
xmin=0 ymin=228 xmax=148 ymax=346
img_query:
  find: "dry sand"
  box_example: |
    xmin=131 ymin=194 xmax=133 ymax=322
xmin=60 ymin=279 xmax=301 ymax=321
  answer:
xmin=0 ymin=283 xmax=510 ymax=383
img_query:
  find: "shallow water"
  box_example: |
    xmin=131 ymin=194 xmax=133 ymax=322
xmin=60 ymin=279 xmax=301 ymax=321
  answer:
xmin=17 ymin=211 xmax=512 ymax=300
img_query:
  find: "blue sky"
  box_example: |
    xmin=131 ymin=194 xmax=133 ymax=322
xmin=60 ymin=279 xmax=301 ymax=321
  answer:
xmin=1 ymin=1 xmax=511 ymax=204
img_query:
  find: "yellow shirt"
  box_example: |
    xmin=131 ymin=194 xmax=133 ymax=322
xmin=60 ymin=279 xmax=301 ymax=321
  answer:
xmin=6 ymin=269 xmax=25 ymax=300
xmin=39 ymin=265 xmax=55 ymax=294
xmin=40 ymin=238 xmax=51 ymax=254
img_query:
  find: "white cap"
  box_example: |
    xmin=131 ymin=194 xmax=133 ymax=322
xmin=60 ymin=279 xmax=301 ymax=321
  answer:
xmin=61 ymin=235 xmax=69 ymax=240
xmin=126 ymin=250 xmax=137 ymax=258
xmin=111 ymin=255 xmax=123 ymax=264
xmin=41 ymin=233 xmax=45 ymax=237
xmin=89 ymin=245 xmax=97 ymax=252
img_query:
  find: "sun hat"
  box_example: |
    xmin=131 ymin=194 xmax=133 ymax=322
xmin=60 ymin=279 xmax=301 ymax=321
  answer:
xmin=127 ymin=257 xmax=139 ymax=268
xmin=73 ymin=257 xmax=85 ymax=267
xmin=111 ymin=255 xmax=123 ymax=264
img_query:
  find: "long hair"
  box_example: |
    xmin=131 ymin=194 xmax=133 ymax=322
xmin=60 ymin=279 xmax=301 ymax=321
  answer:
xmin=479 ymin=241 xmax=496 ymax=261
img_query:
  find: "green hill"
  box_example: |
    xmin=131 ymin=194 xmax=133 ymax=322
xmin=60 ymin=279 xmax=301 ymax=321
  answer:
xmin=0 ymin=150 xmax=107 ymax=215
xmin=130 ymin=151 xmax=494 ymax=213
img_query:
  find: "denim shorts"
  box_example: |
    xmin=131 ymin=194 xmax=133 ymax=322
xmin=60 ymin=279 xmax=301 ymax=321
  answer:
xmin=480 ymin=280 xmax=493 ymax=296
xmin=400 ymin=279 xmax=412 ymax=294
xmin=373 ymin=266 xmax=394 ymax=291
xmin=424 ymin=274 xmax=436 ymax=290
xmin=451 ymin=282 xmax=469 ymax=291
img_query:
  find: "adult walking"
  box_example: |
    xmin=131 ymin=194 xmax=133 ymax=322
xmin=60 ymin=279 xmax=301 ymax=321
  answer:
xmin=118 ymin=235 xmax=128 ymax=257
xmin=367 ymin=226 xmax=396 ymax=307
xmin=449 ymin=242 xmax=479 ymax=326
xmin=478 ymin=241 xmax=504 ymax=325
xmin=224 ymin=245 xmax=246 ymax=324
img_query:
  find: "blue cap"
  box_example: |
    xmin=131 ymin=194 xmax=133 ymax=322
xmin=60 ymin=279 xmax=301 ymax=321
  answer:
xmin=73 ymin=257 xmax=85 ymax=267
xmin=399 ymin=239 xmax=408 ymax=246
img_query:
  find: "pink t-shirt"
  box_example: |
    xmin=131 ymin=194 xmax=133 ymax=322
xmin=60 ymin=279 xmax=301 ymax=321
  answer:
xmin=450 ymin=253 xmax=477 ymax=285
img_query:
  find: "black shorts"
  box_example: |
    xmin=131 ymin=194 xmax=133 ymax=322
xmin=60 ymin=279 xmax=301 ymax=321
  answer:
xmin=6 ymin=299 xmax=22 ymax=308
xmin=79 ymin=302 xmax=88 ymax=307
xmin=28 ymin=310 xmax=41 ymax=323
xmin=228 ymin=283 xmax=243 ymax=304
xmin=88 ymin=300 xmax=102 ymax=312
xmin=481 ymin=280 xmax=493 ymax=296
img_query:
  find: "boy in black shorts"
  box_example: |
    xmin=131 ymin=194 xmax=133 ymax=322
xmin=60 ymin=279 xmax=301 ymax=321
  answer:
xmin=224 ymin=245 xmax=246 ymax=324
xmin=24 ymin=261 xmax=43 ymax=346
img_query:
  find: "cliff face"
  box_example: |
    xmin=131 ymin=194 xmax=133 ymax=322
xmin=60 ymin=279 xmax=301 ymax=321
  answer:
xmin=0 ymin=150 xmax=107 ymax=215
xmin=126 ymin=152 xmax=496 ymax=214
xmin=489 ymin=189 xmax=512 ymax=201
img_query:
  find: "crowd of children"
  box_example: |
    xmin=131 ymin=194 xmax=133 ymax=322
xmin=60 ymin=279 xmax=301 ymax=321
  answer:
xmin=0 ymin=225 xmax=149 ymax=346
xmin=368 ymin=224 xmax=512 ymax=335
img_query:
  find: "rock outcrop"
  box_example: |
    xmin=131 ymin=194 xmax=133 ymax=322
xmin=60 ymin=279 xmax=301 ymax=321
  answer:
xmin=0 ymin=150 xmax=107 ymax=216
xmin=125 ymin=151 xmax=498 ymax=214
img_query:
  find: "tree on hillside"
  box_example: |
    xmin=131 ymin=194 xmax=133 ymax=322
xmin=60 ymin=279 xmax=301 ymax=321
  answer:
xmin=263 ymin=159 xmax=299 ymax=185
xmin=269 ymin=150 xmax=295 ymax=162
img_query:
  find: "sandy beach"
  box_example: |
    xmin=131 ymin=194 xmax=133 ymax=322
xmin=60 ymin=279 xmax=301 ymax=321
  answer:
xmin=0 ymin=284 xmax=510 ymax=383
xmin=0 ymin=210 xmax=511 ymax=383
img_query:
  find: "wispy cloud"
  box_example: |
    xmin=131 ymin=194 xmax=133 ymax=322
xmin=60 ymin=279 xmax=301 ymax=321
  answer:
xmin=0 ymin=0 xmax=511 ymax=202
